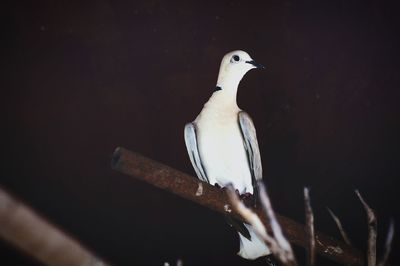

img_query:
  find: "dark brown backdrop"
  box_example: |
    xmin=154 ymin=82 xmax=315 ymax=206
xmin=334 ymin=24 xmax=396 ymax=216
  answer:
xmin=2 ymin=1 xmax=399 ymax=265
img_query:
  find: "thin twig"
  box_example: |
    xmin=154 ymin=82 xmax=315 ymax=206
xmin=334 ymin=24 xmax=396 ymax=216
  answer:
xmin=327 ymin=207 xmax=352 ymax=246
xmin=226 ymin=185 xmax=297 ymax=266
xmin=378 ymin=219 xmax=395 ymax=266
xmin=0 ymin=187 xmax=110 ymax=266
xmin=355 ymin=190 xmax=377 ymax=266
xmin=225 ymin=186 xmax=278 ymax=249
xmin=304 ymin=188 xmax=315 ymax=266
xmin=258 ymin=182 xmax=297 ymax=265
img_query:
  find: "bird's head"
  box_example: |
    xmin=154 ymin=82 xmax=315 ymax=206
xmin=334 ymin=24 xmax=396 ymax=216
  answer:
xmin=216 ymin=50 xmax=264 ymax=90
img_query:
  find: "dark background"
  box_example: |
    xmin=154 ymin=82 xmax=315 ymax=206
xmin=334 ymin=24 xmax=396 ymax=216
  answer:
xmin=2 ymin=1 xmax=399 ymax=265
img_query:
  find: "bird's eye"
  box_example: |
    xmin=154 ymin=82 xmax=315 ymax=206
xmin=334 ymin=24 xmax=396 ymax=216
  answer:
xmin=231 ymin=55 xmax=240 ymax=62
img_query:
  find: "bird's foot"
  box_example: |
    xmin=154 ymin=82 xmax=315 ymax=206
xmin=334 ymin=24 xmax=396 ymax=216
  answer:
xmin=214 ymin=184 xmax=255 ymax=207
xmin=240 ymin=192 xmax=256 ymax=208
xmin=214 ymin=183 xmax=240 ymax=195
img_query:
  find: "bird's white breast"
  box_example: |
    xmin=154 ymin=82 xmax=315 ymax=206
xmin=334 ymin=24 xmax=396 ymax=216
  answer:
xmin=195 ymin=107 xmax=253 ymax=194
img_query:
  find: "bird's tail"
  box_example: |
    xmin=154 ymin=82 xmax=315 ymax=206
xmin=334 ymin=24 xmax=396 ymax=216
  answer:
xmin=237 ymin=223 xmax=270 ymax=260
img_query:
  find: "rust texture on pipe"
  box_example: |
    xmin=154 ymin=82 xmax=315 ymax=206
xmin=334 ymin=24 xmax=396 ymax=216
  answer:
xmin=111 ymin=147 xmax=364 ymax=266
xmin=0 ymin=187 xmax=110 ymax=266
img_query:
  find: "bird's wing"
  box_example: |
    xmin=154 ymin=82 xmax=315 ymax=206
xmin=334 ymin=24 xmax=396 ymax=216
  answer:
xmin=184 ymin=122 xmax=208 ymax=183
xmin=184 ymin=121 xmax=252 ymax=240
xmin=238 ymin=111 xmax=263 ymax=198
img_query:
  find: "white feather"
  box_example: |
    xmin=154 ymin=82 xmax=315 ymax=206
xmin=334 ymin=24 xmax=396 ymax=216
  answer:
xmin=238 ymin=224 xmax=271 ymax=259
xmin=184 ymin=50 xmax=270 ymax=260
xmin=195 ymin=100 xmax=253 ymax=194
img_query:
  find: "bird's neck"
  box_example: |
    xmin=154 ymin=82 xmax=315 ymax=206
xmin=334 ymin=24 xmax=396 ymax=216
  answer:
xmin=202 ymin=71 xmax=245 ymax=113
xmin=204 ymin=83 xmax=240 ymax=112
xmin=216 ymin=70 xmax=243 ymax=93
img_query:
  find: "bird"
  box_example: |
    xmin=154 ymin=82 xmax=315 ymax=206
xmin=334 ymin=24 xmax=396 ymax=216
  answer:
xmin=184 ymin=50 xmax=271 ymax=260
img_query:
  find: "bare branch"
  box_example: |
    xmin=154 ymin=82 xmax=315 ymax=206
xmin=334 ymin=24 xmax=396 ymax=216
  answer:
xmin=176 ymin=259 xmax=183 ymax=266
xmin=111 ymin=147 xmax=364 ymax=266
xmin=259 ymin=182 xmax=297 ymax=265
xmin=378 ymin=219 xmax=395 ymax=266
xmin=0 ymin=187 xmax=110 ymax=266
xmin=304 ymin=187 xmax=315 ymax=266
xmin=327 ymin=208 xmax=352 ymax=246
xmin=355 ymin=190 xmax=377 ymax=266
xmin=227 ymin=185 xmax=297 ymax=266
xmin=226 ymin=186 xmax=278 ymax=251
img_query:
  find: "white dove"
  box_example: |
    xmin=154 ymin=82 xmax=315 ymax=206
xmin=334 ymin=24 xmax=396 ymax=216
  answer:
xmin=184 ymin=50 xmax=271 ymax=260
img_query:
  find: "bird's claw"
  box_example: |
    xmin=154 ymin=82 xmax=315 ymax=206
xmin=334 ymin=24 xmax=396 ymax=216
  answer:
xmin=214 ymin=184 xmax=255 ymax=208
xmin=214 ymin=183 xmax=240 ymax=194
xmin=240 ymin=192 xmax=255 ymax=208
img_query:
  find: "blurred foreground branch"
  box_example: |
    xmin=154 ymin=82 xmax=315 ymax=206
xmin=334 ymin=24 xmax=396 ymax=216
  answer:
xmin=0 ymin=187 xmax=109 ymax=266
xmin=378 ymin=220 xmax=394 ymax=266
xmin=111 ymin=147 xmax=364 ymax=265
xmin=227 ymin=183 xmax=298 ymax=266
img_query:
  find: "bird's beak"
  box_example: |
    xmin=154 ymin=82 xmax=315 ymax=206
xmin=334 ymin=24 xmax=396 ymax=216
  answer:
xmin=246 ymin=60 xmax=265 ymax=69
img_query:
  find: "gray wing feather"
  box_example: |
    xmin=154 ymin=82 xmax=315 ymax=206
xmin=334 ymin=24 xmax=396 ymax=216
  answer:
xmin=238 ymin=111 xmax=263 ymax=197
xmin=184 ymin=123 xmax=208 ymax=182
xmin=185 ymin=120 xmax=251 ymax=240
